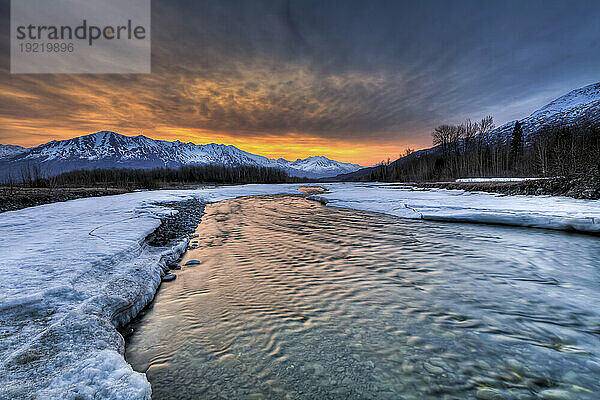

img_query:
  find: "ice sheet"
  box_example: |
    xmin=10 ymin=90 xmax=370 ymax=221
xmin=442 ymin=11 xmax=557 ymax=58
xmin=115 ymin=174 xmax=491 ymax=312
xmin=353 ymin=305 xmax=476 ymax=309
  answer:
xmin=317 ymin=182 xmax=600 ymax=233
xmin=455 ymin=177 xmax=552 ymax=182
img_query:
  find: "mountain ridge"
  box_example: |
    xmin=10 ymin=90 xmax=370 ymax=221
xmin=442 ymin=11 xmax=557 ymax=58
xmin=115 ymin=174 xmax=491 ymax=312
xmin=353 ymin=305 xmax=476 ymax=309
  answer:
xmin=0 ymin=144 xmax=27 ymax=159
xmin=491 ymin=81 xmax=600 ymax=142
xmin=0 ymin=131 xmax=363 ymax=181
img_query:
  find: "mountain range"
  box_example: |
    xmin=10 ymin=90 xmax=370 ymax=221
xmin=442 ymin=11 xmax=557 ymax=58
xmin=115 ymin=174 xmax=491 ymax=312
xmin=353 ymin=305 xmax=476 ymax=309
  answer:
xmin=0 ymin=132 xmax=363 ymax=181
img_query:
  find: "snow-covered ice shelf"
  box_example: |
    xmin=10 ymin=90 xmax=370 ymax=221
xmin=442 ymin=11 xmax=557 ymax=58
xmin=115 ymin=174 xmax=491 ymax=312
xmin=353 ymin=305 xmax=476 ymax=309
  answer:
xmin=455 ymin=177 xmax=552 ymax=183
xmin=1 ymin=182 xmax=599 ymax=399
xmin=317 ymin=182 xmax=600 ymax=234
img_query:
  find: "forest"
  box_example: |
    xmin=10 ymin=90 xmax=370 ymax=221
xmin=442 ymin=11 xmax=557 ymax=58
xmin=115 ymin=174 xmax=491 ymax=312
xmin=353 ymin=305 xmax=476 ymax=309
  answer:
xmin=369 ymin=116 xmax=600 ymax=182
xmin=18 ymin=164 xmax=307 ymax=189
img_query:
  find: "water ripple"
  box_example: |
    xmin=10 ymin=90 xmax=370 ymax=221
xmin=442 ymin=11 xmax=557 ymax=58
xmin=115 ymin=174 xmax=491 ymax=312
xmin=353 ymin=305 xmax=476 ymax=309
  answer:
xmin=126 ymin=195 xmax=600 ymax=399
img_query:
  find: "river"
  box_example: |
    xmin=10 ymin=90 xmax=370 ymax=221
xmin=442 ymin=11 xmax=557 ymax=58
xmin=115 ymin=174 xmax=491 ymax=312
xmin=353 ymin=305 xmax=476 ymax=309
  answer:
xmin=125 ymin=194 xmax=600 ymax=399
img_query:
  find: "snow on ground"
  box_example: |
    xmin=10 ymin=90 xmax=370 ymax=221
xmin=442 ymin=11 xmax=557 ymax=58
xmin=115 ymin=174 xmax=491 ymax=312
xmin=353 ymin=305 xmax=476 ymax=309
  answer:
xmin=0 ymin=184 xmax=301 ymax=399
xmin=1 ymin=182 xmax=600 ymax=399
xmin=455 ymin=177 xmax=552 ymax=183
xmin=316 ymin=182 xmax=600 ymax=233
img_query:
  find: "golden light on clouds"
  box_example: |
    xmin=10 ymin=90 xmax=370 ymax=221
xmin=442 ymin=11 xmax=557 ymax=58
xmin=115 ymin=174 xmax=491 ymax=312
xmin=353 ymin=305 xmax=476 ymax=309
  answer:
xmin=2 ymin=0 xmax=598 ymax=170
xmin=0 ymin=60 xmax=427 ymax=166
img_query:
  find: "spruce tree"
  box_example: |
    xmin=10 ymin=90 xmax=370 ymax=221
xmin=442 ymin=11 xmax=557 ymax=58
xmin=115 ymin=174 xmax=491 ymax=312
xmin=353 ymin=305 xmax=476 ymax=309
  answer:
xmin=511 ymin=120 xmax=524 ymax=171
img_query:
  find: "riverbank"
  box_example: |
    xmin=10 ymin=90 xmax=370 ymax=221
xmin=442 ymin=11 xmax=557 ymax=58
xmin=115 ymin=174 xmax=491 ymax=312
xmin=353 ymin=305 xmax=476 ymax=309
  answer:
xmin=0 ymin=184 xmax=222 ymax=213
xmin=0 ymin=183 xmax=318 ymax=214
xmin=144 ymin=198 xmax=206 ymax=247
xmin=411 ymin=175 xmax=600 ymax=200
xmin=3 ymin=177 xmax=597 ymax=214
xmin=318 ymin=182 xmax=600 ymax=234
xmin=0 ymin=186 xmax=132 ymax=213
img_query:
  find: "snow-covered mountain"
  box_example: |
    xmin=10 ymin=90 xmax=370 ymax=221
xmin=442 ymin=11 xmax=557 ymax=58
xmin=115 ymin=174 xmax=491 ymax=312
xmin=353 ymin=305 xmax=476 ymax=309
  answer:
xmin=0 ymin=144 xmax=27 ymax=159
xmin=0 ymin=131 xmax=362 ymax=180
xmin=287 ymin=155 xmax=363 ymax=177
xmin=492 ymin=82 xmax=600 ymax=141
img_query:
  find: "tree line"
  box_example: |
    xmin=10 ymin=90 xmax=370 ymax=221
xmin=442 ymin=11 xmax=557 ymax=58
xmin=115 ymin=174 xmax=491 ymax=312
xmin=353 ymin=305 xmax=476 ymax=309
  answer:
xmin=370 ymin=116 xmax=600 ymax=182
xmin=21 ymin=164 xmax=309 ymax=189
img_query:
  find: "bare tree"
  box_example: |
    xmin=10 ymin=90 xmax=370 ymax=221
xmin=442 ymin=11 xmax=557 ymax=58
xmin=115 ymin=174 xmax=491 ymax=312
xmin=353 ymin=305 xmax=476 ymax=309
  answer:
xmin=477 ymin=116 xmax=494 ymax=176
xmin=532 ymin=131 xmax=550 ymax=176
xmin=463 ymin=119 xmax=478 ymax=150
xmin=432 ymin=125 xmax=455 ymax=155
xmin=462 ymin=119 xmax=479 ymax=175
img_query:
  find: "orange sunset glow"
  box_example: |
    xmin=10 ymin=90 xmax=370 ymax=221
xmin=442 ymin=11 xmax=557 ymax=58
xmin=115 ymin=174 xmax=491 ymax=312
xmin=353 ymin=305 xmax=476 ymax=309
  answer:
xmin=0 ymin=66 xmax=429 ymax=165
xmin=0 ymin=119 xmax=421 ymax=166
xmin=0 ymin=119 xmax=422 ymax=166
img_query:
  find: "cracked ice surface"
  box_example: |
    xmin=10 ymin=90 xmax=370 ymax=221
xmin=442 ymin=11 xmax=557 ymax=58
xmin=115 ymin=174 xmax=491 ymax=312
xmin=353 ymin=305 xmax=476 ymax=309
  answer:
xmin=0 ymin=184 xmax=301 ymax=399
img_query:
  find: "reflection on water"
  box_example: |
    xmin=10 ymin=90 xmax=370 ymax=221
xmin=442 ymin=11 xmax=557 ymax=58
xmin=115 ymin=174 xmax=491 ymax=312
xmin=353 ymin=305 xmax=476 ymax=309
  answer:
xmin=125 ymin=195 xmax=600 ymax=399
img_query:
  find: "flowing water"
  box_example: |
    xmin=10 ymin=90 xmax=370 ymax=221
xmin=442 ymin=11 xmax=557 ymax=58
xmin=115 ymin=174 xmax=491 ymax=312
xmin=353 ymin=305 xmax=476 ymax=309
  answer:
xmin=125 ymin=195 xmax=600 ymax=399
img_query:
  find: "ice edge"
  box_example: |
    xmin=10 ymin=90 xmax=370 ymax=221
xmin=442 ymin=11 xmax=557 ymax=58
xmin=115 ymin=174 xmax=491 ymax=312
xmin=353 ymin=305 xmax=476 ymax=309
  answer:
xmin=34 ymin=229 xmax=189 ymax=399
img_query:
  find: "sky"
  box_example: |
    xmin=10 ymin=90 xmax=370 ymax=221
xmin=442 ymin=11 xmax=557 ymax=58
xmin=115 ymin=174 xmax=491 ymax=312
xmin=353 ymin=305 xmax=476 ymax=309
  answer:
xmin=1 ymin=0 xmax=599 ymax=165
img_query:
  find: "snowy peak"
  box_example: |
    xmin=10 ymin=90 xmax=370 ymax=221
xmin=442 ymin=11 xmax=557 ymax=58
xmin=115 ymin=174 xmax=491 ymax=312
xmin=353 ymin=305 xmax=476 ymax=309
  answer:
xmin=23 ymin=131 xmax=175 ymax=163
xmin=533 ymin=82 xmax=600 ymax=117
xmin=289 ymin=156 xmax=362 ymax=175
xmin=0 ymin=144 xmax=27 ymax=159
xmin=1 ymin=131 xmax=363 ymax=179
xmin=492 ymin=81 xmax=600 ymax=141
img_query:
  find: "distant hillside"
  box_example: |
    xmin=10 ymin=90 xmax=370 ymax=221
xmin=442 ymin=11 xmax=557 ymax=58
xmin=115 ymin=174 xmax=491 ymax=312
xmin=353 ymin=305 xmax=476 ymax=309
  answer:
xmin=324 ymin=166 xmax=375 ymax=181
xmin=337 ymin=81 xmax=600 ymax=182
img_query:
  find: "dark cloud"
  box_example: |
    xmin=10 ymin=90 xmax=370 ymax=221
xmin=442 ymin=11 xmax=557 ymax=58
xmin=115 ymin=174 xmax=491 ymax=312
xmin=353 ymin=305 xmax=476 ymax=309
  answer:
xmin=1 ymin=0 xmax=600 ymax=151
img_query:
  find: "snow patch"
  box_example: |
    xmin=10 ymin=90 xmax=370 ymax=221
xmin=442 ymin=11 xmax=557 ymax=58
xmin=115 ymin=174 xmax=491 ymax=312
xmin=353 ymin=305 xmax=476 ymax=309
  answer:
xmin=39 ymin=350 xmax=151 ymax=400
xmin=319 ymin=182 xmax=600 ymax=234
xmin=455 ymin=177 xmax=553 ymax=183
xmin=0 ymin=144 xmax=27 ymax=160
